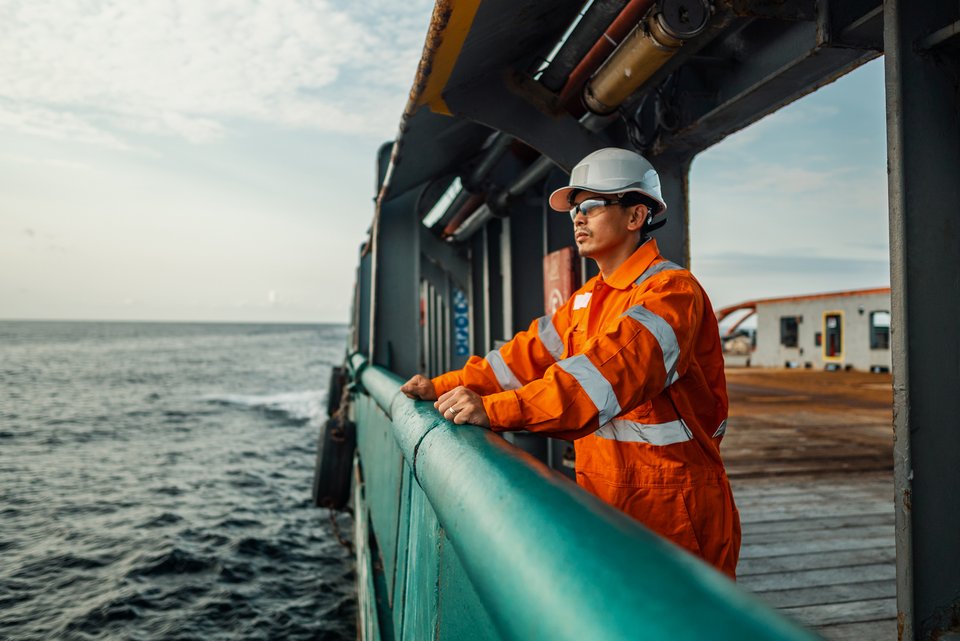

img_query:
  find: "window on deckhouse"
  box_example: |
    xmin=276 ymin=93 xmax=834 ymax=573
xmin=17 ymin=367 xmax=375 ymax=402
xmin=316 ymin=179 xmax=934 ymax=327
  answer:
xmin=870 ymin=311 xmax=891 ymax=350
xmin=780 ymin=316 xmax=799 ymax=348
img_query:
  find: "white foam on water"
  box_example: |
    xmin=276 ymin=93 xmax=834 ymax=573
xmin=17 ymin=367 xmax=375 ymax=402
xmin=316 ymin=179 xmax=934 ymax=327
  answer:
xmin=204 ymin=390 xmax=327 ymax=423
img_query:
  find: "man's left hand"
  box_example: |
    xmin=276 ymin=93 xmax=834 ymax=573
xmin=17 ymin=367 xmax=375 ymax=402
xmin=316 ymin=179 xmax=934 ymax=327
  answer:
xmin=434 ymin=386 xmax=490 ymax=428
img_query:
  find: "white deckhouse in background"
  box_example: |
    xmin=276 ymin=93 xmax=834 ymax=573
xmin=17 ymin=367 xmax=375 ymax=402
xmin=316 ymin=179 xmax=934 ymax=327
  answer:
xmin=718 ymin=288 xmax=891 ymax=371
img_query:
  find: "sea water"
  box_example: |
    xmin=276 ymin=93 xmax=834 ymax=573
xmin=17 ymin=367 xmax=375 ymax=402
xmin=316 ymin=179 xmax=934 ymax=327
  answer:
xmin=0 ymin=321 xmax=356 ymax=641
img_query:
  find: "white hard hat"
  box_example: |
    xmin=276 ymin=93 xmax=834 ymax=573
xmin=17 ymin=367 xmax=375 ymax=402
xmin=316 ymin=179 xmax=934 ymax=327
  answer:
xmin=548 ymin=147 xmax=667 ymax=216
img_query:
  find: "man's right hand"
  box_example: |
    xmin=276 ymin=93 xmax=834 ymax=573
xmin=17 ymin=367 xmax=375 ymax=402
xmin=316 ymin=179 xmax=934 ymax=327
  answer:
xmin=400 ymin=374 xmax=438 ymax=401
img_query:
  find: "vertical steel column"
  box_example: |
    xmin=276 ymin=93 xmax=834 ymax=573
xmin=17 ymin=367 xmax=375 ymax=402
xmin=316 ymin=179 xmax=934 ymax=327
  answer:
xmin=544 ymin=168 xmax=575 ymax=255
xmin=510 ymin=199 xmax=547 ymax=332
xmin=486 ymin=219 xmax=505 ymax=346
xmin=471 ymin=230 xmax=488 ymax=356
xmin=354 ymin=247 xmax=373 ymax=356
xmin=885 ymin=2 xmax=960 ymax=639
xmin=428 ymin=282 xmax=438 ymax=376
xmin=481 ymin=226 xmax=493 ymax=352
xmin=420 ymin=279 xmax=430 ymax=374
xmin=371 ymin=189 xmax=421 ymax=377
xmin=500 ymin=217 xmax=514 ymax=336
xmin=650 ymin=154 xmax=693 ymax=267
xmin=504 ymin=196 xmax=551 ymax=463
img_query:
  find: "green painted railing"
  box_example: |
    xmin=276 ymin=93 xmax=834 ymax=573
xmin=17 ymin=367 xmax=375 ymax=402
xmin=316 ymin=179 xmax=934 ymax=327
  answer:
xmin=348 ymin=352 xmax=825 ymax=641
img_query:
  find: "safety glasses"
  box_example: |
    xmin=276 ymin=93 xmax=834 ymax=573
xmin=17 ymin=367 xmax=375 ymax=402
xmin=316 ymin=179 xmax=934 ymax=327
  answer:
xmin=569 ymin=197 xmax=618 ymax=222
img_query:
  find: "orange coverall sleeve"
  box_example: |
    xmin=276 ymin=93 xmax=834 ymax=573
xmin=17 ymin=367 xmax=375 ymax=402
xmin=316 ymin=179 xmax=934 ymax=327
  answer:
xmin=481 ymin=276 xmax=703 ymax=435
xmin=431 ymin=297 xmax=575 ymax=397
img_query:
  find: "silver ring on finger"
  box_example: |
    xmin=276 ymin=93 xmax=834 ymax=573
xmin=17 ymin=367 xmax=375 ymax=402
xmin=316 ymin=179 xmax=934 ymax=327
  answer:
xmin=448 ymin=407 xmax=460 ymax=416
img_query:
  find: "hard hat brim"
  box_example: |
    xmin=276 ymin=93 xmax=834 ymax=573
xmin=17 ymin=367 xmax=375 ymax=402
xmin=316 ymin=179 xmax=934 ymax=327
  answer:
xmin=548 ymin=185 xmax=667 ymax=215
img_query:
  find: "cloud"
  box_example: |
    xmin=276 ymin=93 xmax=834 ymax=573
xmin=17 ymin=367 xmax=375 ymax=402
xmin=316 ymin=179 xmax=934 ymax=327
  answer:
xmin=711 ymin=102 xmax=842 ymax=151
xmin=697 ymin=251 xmax=888 ymax=275
xmin=0 ymin=100 xmax=131 ymax=150
xmin=714 ymin=163 xmax=838 ymax=195
xmin=0 ymin=150 xmax=95 ymax=171
xmin=0 ymin=0 xmax=434 ymax=146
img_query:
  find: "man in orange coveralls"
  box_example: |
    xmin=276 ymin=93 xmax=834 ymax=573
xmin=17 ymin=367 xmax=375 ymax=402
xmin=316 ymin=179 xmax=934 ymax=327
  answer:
xmin=401 ymin=147 xmax=741 ymax=578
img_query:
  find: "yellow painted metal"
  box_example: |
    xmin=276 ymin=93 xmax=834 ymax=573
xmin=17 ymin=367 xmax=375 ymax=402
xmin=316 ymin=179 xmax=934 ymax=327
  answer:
xmin=414 ymin=0 xmax=483 ymax=116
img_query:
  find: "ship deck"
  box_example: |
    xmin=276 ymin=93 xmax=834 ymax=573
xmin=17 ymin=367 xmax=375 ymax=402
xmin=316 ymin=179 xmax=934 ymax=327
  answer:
xmin=723 ymin=368 xmax=896 ymax=641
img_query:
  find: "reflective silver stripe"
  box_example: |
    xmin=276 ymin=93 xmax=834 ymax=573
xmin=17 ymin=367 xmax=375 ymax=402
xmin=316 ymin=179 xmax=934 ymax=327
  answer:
xmin=536 ymin=315 xmax=564 ymax=361
xmin=712 ymin=419 xmax=728 ymax=438
xmin=485 ymin=349 xmax=521 ymax=391
xmin=594 ymin=418 xmax=693 ymax=446
xmin=634 ymin=260 xmax=684 ymax=287
xmin=556 ymin=354 xmax=621 ymax=424
xmin=622 ymin=305 xmax=680 ymax=386
xmin=595 ymin=418 xmax=727 ymax=445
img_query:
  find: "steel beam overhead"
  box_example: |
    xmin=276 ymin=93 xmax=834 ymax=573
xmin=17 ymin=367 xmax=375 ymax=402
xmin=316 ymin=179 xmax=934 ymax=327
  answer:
xmin=445 ymin=71 xmax=612 ymax=172
xmin=650 ymin=1 xmax=882 ymax=156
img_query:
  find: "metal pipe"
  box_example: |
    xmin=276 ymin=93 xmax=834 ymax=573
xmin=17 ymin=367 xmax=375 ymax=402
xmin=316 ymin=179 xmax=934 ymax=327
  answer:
xmin=423 ymin=177 xmax=467 ymax=228
xmin=499 ymin=156 xmax=555 ymax=204
xmin=449 ymin=204 xmax=494 ymax=242
xmin=450 ymin=156 xmax=556 ymax=242
xmin=540 ymin=0 xmax=629 ymax=92
xmin=441 ymin=192 xmax=486 ymax=237
xmin=429 ymin=134 xmax=512 ymax=233
xmin=466 ymin=133 xmax=513 ymax=189
xmin=557 ymin=0 xmax=656 ymax=108
xmin=584 ymin=2 xmax=710 ymax=115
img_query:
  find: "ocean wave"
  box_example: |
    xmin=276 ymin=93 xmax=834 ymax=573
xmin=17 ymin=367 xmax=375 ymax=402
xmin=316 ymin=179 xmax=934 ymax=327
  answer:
xmin=203 ymin=390 xmax=327 ymax=424
xmin=2 ymin=323 xmax=355 ymax=641
xmin=127 ymin=547 xmax=217 ymax=578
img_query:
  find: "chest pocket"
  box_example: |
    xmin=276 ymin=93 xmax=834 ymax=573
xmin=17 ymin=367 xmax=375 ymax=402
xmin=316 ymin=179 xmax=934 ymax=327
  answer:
xmin=565 ymin=307 xmax=588 ymax=355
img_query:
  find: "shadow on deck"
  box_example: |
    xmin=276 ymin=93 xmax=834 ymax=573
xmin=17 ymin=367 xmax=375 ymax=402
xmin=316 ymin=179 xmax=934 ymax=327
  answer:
xmin=723 ymin=369 xmax=895 ymax=641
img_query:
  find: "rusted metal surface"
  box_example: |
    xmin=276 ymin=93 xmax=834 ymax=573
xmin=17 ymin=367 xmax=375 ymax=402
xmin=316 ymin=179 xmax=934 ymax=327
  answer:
xmin=409 ymin=1 xmax=454 ymax=118
xmin=379 ymin=0 xmax=453 ymax=207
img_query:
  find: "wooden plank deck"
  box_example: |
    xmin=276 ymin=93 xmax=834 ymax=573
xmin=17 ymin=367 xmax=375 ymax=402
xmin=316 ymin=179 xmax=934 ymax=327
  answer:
xmin=723 ymin=369 xmax=896 ymax=641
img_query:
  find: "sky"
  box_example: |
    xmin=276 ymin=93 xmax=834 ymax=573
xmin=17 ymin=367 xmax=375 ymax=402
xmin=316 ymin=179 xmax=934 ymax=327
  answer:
xmin=690 ymin=59 xmax=889 ymax=313
xmin=0 ymin=1 xmax=889 ymax=323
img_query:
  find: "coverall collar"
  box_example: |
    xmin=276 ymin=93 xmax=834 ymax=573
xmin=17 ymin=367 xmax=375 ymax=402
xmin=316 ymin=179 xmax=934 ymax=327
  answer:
xmin=602 ymin=238 xmax=662 ymax=290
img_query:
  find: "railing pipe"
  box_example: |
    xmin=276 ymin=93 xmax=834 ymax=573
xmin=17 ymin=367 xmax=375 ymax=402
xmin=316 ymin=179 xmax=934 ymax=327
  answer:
xmin=350 ymin=354 xmax=825 ymax=641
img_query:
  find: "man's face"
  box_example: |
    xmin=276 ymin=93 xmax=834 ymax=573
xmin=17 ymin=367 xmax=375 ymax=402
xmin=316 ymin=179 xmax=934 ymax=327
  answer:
xmin=570 ymin=191 xmax=645 ymax=258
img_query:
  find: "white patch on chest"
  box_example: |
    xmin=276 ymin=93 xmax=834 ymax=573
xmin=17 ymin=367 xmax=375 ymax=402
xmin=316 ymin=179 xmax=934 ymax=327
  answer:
xmin=573 ymin=292 xmax=592 ymax=310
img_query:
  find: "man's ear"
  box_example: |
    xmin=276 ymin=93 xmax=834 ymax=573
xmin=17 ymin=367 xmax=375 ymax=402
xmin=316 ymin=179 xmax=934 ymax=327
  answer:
xmin=627 ymin=204 xmax=648 ymax=231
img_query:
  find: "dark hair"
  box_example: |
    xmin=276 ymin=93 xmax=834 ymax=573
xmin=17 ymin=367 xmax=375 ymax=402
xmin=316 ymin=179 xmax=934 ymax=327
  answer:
xmin=620 ymin=191 xmax=666 ymax=240
xmin=618 ymin=191 xmax=659 ymax=213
